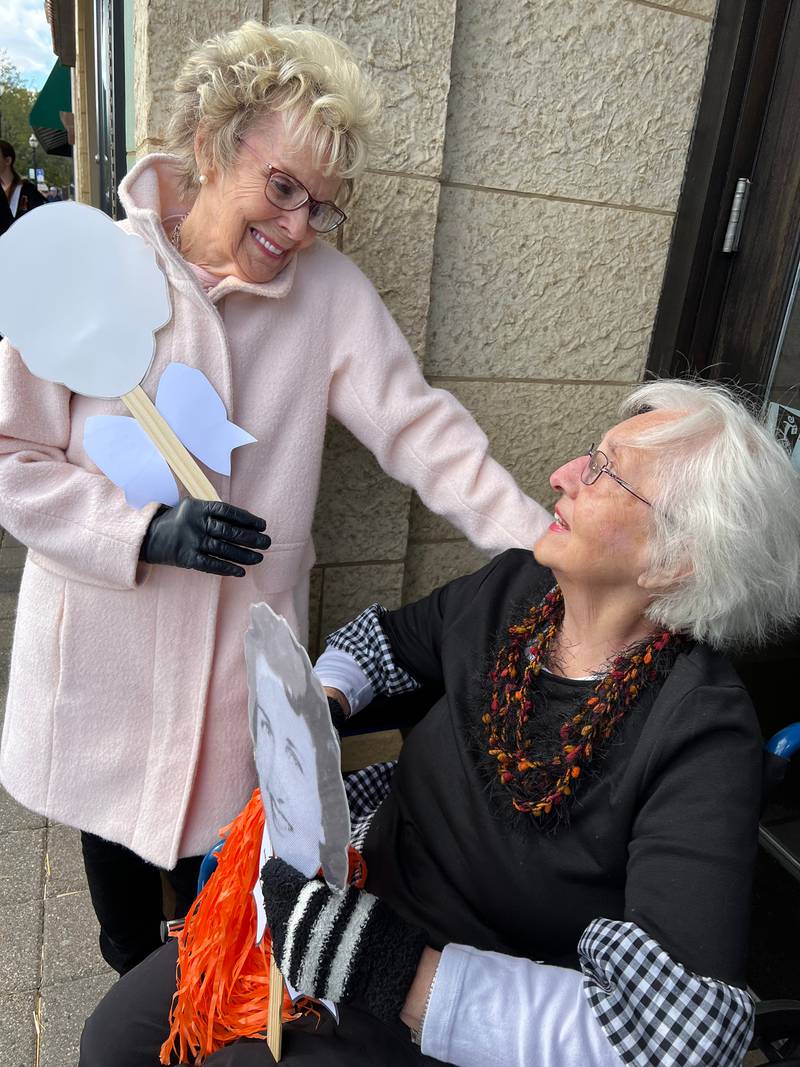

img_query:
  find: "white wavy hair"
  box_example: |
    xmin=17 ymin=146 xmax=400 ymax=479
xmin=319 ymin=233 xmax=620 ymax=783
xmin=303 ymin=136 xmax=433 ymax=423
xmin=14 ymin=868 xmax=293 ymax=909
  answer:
xmin=621 ymin=379 xmax=800 ymax=650
xmin=165 ymin=21 xmax=381 ymax=201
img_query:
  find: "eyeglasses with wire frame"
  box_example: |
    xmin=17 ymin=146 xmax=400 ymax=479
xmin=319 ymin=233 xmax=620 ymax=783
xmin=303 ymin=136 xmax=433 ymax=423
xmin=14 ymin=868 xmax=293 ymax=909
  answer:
xmin=239 ymin=140 xmax=347 ymax=234
xmin=581 ymin=444 xmax=652 ymax=507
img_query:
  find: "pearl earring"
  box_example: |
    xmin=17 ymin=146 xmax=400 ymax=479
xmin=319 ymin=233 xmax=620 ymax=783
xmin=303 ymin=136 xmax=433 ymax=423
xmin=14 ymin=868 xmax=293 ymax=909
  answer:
xmin=198 ymin=173 xmax=208 ymax=185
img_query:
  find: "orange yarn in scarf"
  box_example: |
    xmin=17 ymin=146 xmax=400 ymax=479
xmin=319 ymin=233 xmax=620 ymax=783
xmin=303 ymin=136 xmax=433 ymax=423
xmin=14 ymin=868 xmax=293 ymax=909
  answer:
xmin=159 ymin=789 xmax=366 ymax=1065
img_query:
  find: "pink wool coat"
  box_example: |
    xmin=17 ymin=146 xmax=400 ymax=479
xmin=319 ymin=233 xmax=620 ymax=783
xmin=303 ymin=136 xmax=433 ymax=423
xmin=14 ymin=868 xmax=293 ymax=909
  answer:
xmin=0 ymin=155 xmax=549 ymax=868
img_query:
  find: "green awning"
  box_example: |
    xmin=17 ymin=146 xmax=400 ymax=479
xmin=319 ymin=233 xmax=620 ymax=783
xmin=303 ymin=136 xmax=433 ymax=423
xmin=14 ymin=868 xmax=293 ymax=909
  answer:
xmin=29 ymin=61 xmax=72 ymax=156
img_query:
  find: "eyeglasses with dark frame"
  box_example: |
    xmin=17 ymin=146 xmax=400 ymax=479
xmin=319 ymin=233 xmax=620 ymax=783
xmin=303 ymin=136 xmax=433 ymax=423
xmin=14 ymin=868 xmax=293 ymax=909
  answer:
xmin=581 ymin=444 xmax=652 ymax=507
xmin=238 ymin=140 xmax=347 ymax=234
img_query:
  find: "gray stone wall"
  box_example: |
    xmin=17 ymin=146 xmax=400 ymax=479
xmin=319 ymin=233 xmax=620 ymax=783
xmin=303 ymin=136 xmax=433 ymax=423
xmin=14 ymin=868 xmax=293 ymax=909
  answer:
xmin=131 ymin=0 xmax=716 ymax=653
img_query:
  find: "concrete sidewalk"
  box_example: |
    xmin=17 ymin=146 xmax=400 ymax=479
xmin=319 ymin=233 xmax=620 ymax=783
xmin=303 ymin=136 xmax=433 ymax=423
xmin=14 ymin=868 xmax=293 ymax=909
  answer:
xmin=0 ymin=528 xmax=114 ymax=1067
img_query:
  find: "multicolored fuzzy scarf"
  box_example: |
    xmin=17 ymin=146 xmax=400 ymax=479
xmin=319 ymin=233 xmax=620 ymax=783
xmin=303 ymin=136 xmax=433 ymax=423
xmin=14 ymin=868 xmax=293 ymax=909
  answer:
xmin=482 ymin=586 xmax=687 ymax=827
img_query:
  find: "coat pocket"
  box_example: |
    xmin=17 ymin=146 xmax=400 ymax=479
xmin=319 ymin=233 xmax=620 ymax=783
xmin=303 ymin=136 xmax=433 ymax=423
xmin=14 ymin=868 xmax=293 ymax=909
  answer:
xmin=250 ymin=538 xmax=316 ymax=595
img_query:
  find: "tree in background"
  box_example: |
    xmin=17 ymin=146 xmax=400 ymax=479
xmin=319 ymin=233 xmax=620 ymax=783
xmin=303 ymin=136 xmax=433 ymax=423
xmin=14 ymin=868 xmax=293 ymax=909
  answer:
xmin=0 ymin=51 xmax=73 ymax=194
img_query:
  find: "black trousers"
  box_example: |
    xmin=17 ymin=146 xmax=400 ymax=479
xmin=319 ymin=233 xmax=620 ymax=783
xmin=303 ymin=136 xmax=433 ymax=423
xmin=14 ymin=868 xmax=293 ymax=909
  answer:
xmin=80 ymin=831 xmax=203 ymax=975
xmin=79 ymin=938 xmax=438 ymax=1066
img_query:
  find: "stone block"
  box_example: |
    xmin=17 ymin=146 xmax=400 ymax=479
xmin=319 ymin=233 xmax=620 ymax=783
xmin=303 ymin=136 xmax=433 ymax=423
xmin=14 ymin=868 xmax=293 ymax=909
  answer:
xmin=402 ymin=540 xmax=486 ymax=604
xmin=0 ymin=828 xmax=45 ymax=906
xmin=133 ymin=0 xmax=263 ymax=152
xmin=0 ymin=545 xmax=27 ymax=569
xmin=666 ymin=0 xmax=716 ymax=17
xmin=0 ymin=568 xmax=22 ymax=594
xmin=271 ymin=0 xmax=458 ymax=176
xmin=426 ymin=186 xmax=672 ymax=382
xmin=39 ymin=972 xmax=116 ymax=1067
xmin=0 ymin=898 xmax=43 ymax=992
xmin=45 ymin=824 xmax=87 ymax=899
xmin=0 ymin=787 xmax=46 ymax=833
xmin=406 ymin=379 xmax=629 ymax=542
xmin=319 ymin=562 xmax=404 ymax=638
xmin=0 ymin=592 xmax=18 ymax=620
xmin=444 ymin=0 xmax=710 ymax=211
xmin=312 ymin=421 xmax=411 ymax=567
xmin=342 ymin=172 xmax=440 ymax=359
xmin=307 ymin=566 xmax=323 ymax=660
xmin=1 ymin=531 xmax=24 ymax=549
xmin=0 ymin=990 xmax=38 ymax=1067
xmin=42 ymin=891 xmax=109 ymax=987
xmin=0 ymin=615 xmax=17 ymax=650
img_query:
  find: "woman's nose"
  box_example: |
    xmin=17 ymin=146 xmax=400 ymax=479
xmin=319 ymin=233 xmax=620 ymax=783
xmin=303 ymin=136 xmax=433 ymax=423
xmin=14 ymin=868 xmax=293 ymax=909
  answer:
xmin=277 ymin=205 xmax=311 ymax=241
xmin=549 ymin=454 xmax=585 ymax=495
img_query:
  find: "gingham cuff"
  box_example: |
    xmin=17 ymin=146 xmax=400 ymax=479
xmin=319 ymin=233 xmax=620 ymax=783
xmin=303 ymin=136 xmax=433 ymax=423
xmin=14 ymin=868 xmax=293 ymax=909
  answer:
xmin=314 ymin=647 xmax=375 ymax=717
xmin=324 ymin=603 xmax=420 ymax=698
xmin=579 ymin=918 xmax=754 ymax=1067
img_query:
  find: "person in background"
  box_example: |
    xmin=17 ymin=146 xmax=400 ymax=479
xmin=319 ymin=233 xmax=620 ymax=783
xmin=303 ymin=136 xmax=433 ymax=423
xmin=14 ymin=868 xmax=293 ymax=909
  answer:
xmin=0 ymin=139 xmax=46 ymax=221
xmin=80 ymin=378 xmax=800 ymax=1066
xmin=0 ymin=183 xmax=12 ymax=238
xmin=0 ymin=20 xmax=550 ymax=979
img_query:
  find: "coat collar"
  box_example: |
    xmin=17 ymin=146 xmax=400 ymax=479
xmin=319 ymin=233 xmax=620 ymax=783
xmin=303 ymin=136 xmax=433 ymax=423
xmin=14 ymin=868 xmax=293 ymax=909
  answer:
xmin=118 ymin=153 xmax=298 ymax=301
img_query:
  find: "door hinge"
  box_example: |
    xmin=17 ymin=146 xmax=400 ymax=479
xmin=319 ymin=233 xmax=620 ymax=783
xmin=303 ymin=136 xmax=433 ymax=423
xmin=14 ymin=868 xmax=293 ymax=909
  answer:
xmin=722 ymin=178 xmax=751 ymax=253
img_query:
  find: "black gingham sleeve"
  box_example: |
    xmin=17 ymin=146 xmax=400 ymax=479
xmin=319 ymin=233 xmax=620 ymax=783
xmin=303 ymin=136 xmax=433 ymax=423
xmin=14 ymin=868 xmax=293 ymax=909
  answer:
xmin=421 ymin=920 xmax=753 ymax=1067
xmin=325 ymin=603 xmax=421 ymax=697
xmin=579 ymin=918 xmax=754 ymax=1066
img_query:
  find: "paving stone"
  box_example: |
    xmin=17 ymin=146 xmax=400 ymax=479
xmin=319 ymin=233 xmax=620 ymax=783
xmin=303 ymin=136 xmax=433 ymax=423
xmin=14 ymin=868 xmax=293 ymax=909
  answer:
xmin=0 ymin=787 xmax=46 ymax=834
xmin=0 ymin=547 xmax=27 ymax=572
xmin=0 ymin=989 xmax=39 ymax=1067
xmin=42 ymin=890 xmax=109 ymax=986
xmin=0 ymin=898 xmax=43 ymax=992
xmin=0 ymin=828 xmax=45 ymax=905
xmin=0 ymin=591 xmax=18 ymax=620
xmin=0 ymin=568 xmax=22 ymax=594
xmin=45 ymin=824 xmax=87 ymax=898
xmin=39 ymin=972 xmax=116 ymax=1067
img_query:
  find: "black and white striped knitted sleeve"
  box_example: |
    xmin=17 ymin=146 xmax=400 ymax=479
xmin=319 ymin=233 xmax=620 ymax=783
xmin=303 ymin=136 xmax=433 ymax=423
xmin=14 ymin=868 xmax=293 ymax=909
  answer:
xmin=320 ymin=603 xmax=421 ymax=701
xmin=262 ymin=856 xmax=427 ymax=1023
xmin=420 ymin=918 xmax=754 ymax=1067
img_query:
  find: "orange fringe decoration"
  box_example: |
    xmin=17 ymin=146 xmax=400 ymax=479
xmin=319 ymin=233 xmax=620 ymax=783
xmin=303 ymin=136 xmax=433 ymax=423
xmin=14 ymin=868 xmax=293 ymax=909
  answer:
xmin=159 ymin=789 xmax=367 ymax=1065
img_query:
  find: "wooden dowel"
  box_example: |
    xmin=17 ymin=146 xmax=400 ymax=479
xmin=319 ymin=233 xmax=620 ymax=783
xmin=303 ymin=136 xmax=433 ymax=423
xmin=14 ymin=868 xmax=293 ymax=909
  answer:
xmin=121 ymin=385 xmax=220 ymax=501
xmin=267 ymin=953 xmax=284 ymax=1061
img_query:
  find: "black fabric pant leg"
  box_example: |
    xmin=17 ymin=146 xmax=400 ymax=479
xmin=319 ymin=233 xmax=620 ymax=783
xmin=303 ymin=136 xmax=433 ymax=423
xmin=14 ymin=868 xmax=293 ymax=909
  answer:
xmin=80 ymin=831 xmax=203 ymax=976
xmin=80 ymin=938 xmax=442 ymax=1067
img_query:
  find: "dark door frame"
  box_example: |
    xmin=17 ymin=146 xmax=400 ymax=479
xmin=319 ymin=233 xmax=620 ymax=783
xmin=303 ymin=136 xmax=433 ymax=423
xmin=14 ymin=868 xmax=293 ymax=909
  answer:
xmin=647 ymin=0 xmax=793 ymax=383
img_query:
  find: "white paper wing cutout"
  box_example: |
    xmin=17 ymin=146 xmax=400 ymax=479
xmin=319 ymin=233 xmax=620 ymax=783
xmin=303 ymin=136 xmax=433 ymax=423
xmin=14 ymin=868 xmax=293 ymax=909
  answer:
xmin=155 ymin=363 xmax=256 ymax=475
xmin=84 ymin=415 xmax=180 ymax=508
xmin=245 ymin=603 xmax=351 ymax=891
xmin=0 ymin=201 xmax=171 ymax=398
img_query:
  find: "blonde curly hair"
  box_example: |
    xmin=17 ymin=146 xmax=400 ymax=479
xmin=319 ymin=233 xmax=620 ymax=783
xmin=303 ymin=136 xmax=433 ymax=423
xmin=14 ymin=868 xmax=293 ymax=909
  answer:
xmin=165 ymin=21 xmax=381 ymax=203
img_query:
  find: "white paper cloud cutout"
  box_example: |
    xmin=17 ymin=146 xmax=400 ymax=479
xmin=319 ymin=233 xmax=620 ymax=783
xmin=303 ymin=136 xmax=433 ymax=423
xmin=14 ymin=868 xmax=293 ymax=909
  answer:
xmin=0 ymin=201 xmax=171 ymax=398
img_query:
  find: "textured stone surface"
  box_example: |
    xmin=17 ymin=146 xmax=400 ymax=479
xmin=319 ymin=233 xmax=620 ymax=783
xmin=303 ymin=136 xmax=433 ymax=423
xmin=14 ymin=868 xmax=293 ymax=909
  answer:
xmin=402 ymin=539 xmax=487 ymax=604
xmin=426 ymin=186 xmax=672 ymax=381
xmin=319 ymin=562 xmax=404 ymax=637
xmin=308 ymin=566 xmax=323 ymax=659
xmin=312 ymin=421 xmax=411 ymax=567
xmin=444 ymin=0 xmax=711 ymax=211
xmin=0 ymin=990 xmax=38 ymax=1067
xmin=0 ymin=788 xmax=46 ymax=833
xmin=663 ymin=0 xmax=717 ymax=18
xmin=342 ymin=171 xmax=440 ymax=359
xmin=0 ymin=829 xmax=45 ymax=906
xmin=0 ymin=899 xmax=43 ymax=992
xmin=42 ymin=892 xmax=110 ymax=987
xmin=45 ymin=824 xmax=87 ymax=899
xmin=39 ymin=972 xmax=116 ymax=1067
xmin=341 ymin=730 xmax=402 ymax=772
xmin=133 ymin=0 xmax=263 ymax=152
xmin=271 ymin=0 xmax=458 ymax=176
xmin=407 ymin=379 xmax=630 ymax=542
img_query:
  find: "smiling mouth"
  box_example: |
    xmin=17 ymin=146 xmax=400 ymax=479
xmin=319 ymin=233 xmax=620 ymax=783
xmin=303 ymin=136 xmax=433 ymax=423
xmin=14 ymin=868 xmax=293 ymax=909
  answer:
xmin=250 ymin=227 xmax=286 ymax=258
xmin=553 ymin=510 xmax=570 ymax=531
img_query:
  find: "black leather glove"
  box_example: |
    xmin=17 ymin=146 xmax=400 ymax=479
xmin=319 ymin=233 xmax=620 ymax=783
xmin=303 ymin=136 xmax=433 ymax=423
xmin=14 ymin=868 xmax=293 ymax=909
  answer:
xmin=262 ymin=857 xmax=427 ymax=1023
xmin=140 ymin=499 xmax=270 ymax=577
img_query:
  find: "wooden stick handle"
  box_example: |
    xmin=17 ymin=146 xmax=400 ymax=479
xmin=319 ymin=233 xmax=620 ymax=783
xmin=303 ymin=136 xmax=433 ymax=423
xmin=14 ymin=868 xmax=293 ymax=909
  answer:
xmin=121 ymin=385 xmax=220 ymax=501
xmin=267 ymin=953 xmax=284 ymax=1061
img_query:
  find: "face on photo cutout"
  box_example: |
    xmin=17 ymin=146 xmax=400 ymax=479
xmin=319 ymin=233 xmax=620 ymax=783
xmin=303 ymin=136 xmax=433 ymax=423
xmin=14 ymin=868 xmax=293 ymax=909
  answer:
xmin=253 ymin=655 xmax=324 ymax=877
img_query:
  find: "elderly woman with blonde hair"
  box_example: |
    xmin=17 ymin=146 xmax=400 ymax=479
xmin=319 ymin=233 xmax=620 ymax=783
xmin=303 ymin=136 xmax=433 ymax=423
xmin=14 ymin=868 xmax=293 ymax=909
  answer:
xmin=81 ymin=379 xmax=800 ymax=1066
xmin=0 ymin=21 xmax=549 ymax=973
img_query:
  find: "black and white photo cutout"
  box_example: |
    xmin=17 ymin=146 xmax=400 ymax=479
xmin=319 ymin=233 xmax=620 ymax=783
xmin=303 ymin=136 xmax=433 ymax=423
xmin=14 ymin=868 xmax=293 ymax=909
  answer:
xmin=245 ymin=603 xmax=351 ymax=890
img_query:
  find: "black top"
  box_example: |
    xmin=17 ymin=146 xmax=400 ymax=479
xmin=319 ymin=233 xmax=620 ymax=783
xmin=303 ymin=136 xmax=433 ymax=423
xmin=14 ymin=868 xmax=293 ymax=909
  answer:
xmin=363 ymin=549 xmax=762 ymax=987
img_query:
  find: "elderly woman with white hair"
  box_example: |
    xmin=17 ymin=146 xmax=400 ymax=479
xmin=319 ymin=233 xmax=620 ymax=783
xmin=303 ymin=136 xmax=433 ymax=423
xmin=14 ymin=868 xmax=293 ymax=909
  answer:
xmin=80 ymin=379 xmax=800 ymax=1066
xmin=0 ymin=20 xmax=549 ymax=974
